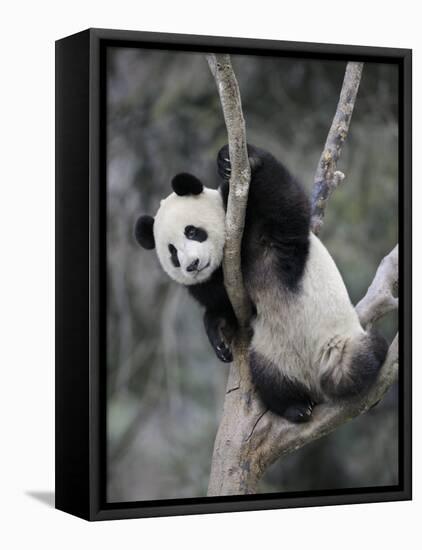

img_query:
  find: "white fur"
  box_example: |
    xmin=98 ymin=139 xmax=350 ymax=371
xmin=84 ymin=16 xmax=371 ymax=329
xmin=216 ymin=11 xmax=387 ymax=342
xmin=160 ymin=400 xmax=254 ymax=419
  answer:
xmin=249 ymin=233 xmax=364 ymax=395
xmin=153 ymin=190 xmax=364 ymax=396
xmin=154 ymin=188 xmax=226 ymax=285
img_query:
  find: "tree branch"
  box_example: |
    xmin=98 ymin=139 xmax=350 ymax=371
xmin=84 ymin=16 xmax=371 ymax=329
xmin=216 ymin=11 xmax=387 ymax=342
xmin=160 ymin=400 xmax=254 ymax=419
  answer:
xmin=207 ymin=246 xmax=399 ymax=495
xmin=256 ymin=247 xmax=398 ymax=472
xmin=252 ymin=336 xmax=398 ymax=476
xmin=207 ymin=53 xmax=257 ymax=495
xmin=207 ymin=54 xmax=252 ymax=327
xmin=206 ymin=56 xmax=398 ymax=497
xmin=311 ymin=62 xmax=364 ymax=235
xmin=356 ymin=245 xmax=399 ymax=329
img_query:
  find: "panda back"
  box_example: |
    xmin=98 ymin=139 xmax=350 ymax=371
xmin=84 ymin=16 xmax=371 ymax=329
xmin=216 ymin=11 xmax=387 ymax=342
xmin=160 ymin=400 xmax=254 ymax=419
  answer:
xmin=250 ymin=233 xmax=363 ymax=386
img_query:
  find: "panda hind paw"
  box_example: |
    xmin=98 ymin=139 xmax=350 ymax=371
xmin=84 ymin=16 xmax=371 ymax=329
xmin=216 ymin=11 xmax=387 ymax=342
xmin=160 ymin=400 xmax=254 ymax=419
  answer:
xmin=283 ymin=402 xmax=314 ymax=423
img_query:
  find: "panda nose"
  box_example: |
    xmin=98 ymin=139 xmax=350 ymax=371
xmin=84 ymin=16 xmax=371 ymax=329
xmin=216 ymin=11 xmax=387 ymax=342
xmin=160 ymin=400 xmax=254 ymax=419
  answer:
xmin=187 ymin=258 xmax=200 ymax=272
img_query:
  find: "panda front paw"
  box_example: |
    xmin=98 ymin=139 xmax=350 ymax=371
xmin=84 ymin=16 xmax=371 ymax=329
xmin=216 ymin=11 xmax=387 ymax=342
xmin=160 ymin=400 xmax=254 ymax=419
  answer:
xmin=217 ymin=144 xmax=262 ymax=182
xmin=214 ymin=340 xmax=233 ymax=363
xmin=217 ymin=145 xmax=231 ymax=182
xmin=204 ymin=310 xmax=235 ymax=363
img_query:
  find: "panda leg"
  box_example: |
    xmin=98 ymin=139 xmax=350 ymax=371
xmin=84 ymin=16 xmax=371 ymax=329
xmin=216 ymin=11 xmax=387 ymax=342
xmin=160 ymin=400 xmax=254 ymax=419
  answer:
xmin=320 ymin=330 xmax=388 ymax=399
xmin=249 ymin=351 xmax=316 ymax=423
xmin=203 ymin=310 xmax=235 ymax=363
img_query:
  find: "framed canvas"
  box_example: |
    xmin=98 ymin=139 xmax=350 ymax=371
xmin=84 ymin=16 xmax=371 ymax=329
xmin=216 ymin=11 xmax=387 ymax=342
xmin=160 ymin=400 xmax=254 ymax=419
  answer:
xmin=55 ymin=28 xmax=412 ymax=521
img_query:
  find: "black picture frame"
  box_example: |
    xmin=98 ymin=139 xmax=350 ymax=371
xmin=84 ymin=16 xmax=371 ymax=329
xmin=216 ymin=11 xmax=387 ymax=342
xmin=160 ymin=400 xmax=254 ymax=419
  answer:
xmin=55 ymin=28 xmax=412 ymax=521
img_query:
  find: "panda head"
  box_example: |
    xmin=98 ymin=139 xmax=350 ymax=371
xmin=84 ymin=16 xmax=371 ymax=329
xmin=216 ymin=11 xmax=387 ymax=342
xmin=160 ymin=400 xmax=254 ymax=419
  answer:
xmin=134 ymin=173 xmax=226 ymax=285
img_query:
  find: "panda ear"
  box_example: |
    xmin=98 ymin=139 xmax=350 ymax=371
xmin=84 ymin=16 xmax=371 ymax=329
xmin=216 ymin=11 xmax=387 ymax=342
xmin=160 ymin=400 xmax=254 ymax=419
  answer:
xmin=172 ymin=173 xmax=204 ymax=196
xmin=134 ymin=215 xmax=155 ymax=250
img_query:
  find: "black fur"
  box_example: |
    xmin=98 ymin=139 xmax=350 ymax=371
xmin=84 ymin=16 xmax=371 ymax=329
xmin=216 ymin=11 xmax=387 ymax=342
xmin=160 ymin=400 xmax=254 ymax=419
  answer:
xmin=136 ymin=144 xmax=386 ymax=423
xmin=134 ymin=215 xmax=155 ymax=250
xmin=185 ymin=225 xmax=208 ymax=242
xmin=168 ymin=244 xmax=180 ymax=268
xmin=188 ymin=267 xmax=237 ymax=362
xmin=321 ymin=329 xmax=388 ymax=399
xmin=188 ymin=144 xmax=310 ymax=366
xmin=250 ymin=351 xmax=316 ymax=423
xmin=218 ymin=144 xmax=311 ymax=292
xmin=172 ymin=173 xmax=204 ymax=196
xmin=203 ymin=310 xmax=234 ymax=363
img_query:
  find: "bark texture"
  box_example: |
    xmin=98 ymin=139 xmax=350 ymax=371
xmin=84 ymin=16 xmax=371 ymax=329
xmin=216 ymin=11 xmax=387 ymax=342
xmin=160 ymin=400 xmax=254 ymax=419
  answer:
xmin=207 ymin=54 xmax=252 ymax=327
xmin=207 ymin=53 xmax=255 ymax=494
xmin=310 ymin=62 xmax=364 ymax=235
xmin=208 ymin=247 xmax=399 ymax=496
xmin=206 ymin=56 xmax=398 ymax=497
xmin=355 ymin=245 xmax=399 ymax=329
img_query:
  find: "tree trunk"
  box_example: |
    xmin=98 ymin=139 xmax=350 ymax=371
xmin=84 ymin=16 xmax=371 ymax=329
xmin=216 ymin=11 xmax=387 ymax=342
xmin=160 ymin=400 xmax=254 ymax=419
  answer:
xmin=206 ymin=56 xmax=399 ymax=497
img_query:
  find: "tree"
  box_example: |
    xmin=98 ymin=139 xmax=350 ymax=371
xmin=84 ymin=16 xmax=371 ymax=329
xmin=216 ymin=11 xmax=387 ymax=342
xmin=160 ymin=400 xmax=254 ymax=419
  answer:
xmin=206 ymin=54 xmax=399 ymax=496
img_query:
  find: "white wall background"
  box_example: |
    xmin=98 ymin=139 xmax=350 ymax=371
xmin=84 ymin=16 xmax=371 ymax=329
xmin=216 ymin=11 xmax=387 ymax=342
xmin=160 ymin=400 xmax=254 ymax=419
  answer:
xmin=0 ymin=1 xmax=418 ymax=548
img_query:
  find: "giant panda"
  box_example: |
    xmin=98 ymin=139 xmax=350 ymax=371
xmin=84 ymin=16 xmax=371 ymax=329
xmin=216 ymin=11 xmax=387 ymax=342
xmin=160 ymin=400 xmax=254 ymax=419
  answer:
xmin=135 ymin=144 xmax=388 ymax=423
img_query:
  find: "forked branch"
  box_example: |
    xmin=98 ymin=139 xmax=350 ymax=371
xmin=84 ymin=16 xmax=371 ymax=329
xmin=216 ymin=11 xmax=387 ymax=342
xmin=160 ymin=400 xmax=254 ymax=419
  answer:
xmin=207 ymin=56 xmax=398 ymax=496
xmin=255 ymin=249 xmax=399 ymax=473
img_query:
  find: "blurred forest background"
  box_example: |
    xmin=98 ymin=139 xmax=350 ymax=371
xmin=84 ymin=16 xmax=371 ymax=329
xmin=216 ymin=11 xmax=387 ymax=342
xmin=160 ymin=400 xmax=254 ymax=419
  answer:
xmin=106 ymin=47 xmax=398 ymax=503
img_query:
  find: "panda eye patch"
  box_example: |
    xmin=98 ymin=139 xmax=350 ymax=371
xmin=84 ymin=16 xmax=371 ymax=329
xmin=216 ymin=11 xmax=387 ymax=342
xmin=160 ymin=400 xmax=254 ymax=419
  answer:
xmin=185 ymin=225 xmax=208 ymax=242
xmin=168 ymin=244 xmax=180 ymax=268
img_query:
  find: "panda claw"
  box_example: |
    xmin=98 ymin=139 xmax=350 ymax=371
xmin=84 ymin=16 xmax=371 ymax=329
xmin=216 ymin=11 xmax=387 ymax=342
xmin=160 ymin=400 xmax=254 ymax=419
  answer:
xmin=284 ymin=402 xmax=314 ymax=423
xmin=215 ymin=342 xmax=233 ymax=363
